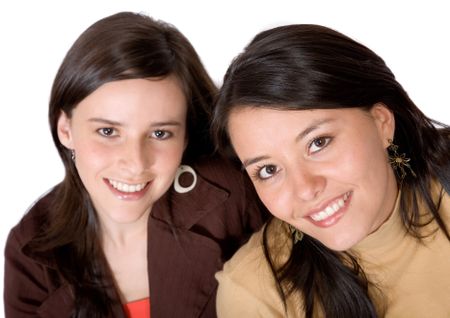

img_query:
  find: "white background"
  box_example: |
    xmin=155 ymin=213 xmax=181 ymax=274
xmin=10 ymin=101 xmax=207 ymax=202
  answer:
xmin=1 ymin=0 xmax=449 ymax=314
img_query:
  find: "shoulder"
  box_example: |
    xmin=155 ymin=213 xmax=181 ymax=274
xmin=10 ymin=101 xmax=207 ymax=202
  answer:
xmin=5 ymin=188 xmax=58 ymax=278
xmin=4 ymin=187 xmax=74 ymax=317
xmin=217 ymin=219 xmax=293 ymax=287
xmin=218 ymin=226 xmax=268 ymax=278
xmin=215 ymin=224 xmax=288 ymax=317
xmin=7 ymin=187 xmax=56 ymax=249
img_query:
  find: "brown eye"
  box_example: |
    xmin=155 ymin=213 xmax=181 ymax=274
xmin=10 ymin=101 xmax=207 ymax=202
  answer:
xmin=151 ymin=130 xmax=172 ymax=140
xmin=258 ymin=164 xmax=278 ymax=179
xmin=98 ymin=127 xmax=115 ymax=136
xmin=314 ymin=138 xmax=325 ymax=147
xmin=309 ymin=136 xmax=331 ymax=154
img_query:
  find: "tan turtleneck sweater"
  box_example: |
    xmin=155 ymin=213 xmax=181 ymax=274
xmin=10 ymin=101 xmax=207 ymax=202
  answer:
xmin=216 ymin=184 xmax=450 ymax=317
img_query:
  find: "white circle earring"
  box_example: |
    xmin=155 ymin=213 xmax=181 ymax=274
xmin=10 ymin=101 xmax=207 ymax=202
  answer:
xmin=174 ymin=165 xmax=197 ymax=193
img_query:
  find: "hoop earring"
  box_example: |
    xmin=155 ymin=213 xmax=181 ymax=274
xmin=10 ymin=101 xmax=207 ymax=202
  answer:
xmin=288 ymin=224 xmax=303 ymax=244
xmin=174 ymin=165 xmax=197 ymax=194
xmin=387 ymin=139 xmax=416 ymax=180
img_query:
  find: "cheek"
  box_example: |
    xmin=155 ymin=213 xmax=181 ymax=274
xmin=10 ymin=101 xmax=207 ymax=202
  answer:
xmin=74 ymin=143 xmax=110 ymax=175
xmin=153 ymin=141 xmax=185 ymax=170
xmin=255 ymin=186 xmax=292 ymax=220
xmin=338 ymin=143 xmax=392 ymax=226
xmin=77 ymin=139 xmax=111 ymax=158
xmin=336 ymin=152 xmax=369 ymax=181
xmin=164 ymin=140 xmax=185 ymax=158
xmin=333 ymin=137 xmax=388 ymax=184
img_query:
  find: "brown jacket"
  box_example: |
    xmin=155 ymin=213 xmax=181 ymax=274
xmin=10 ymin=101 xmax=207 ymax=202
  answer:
xmin=4 ymin=157 xmax=267 ymax=317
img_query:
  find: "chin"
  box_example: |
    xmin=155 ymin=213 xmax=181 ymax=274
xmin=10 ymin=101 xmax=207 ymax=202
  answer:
xmin=322 ymin=234 xmax=363 ymax=252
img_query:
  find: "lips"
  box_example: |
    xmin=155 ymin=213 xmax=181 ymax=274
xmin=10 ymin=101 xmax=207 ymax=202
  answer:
xmin=306 ymin=191 xmax=352 ymax=227
xmin=107 ymin=179 xmax=148 ymax=193
xmin=104 ymin=178 xmax=151 ymax=200
xmin=309 ymin=192 xmax=350 ymax=221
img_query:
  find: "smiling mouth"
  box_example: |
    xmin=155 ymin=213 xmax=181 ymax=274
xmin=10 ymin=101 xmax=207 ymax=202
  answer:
xmin=107 ymin=179 xmax=149 ymax=193
xmin=309 ymin=192 xmax=351 ymax=221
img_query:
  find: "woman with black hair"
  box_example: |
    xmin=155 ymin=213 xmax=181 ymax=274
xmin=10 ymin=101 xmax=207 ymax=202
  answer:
xmin=213 ymin=24 xmax=450 ymax=317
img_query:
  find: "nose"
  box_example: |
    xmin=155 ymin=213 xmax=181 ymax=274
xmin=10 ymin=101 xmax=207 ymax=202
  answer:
xmin=288 ymin=165 xmax=325 ymax=202
xmin=119 ymin=140 xmax=151 ymax=176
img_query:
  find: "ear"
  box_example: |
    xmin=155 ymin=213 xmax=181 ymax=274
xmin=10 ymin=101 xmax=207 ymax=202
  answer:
xmin=370 ymin=103 xmax=395 ymax=148
xmin=57 ymin=111 xmax=74 ymax=149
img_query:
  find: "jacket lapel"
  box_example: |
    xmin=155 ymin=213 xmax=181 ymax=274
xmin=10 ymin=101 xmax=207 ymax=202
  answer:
xmin=148 ymin=171 xmax=228 ymax=317
xmin=36 ymin=285 xmax=73 ymax=318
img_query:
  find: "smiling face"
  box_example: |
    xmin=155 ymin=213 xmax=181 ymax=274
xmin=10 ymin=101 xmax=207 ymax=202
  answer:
xmin=228 ymin=104 xmax=398 ymax=251
xmin=57 ymin=77 xmax=187 ymax=226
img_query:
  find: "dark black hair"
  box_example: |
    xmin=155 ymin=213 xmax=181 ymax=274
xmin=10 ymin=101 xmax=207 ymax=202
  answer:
xmin=212 ymin=24 xmax=450 ymax=317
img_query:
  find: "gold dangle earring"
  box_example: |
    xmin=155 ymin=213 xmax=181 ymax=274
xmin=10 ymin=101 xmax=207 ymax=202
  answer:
xmin=288 ymin=224 xmax=303 ymax=244
xmin=387 ymin=139 xmax=416 ymax=180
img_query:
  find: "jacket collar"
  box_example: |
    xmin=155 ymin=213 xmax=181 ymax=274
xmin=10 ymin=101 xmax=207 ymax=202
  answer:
xmin=150 ymin=167 xmax=229 ymax=229
xmin=147 ymin=166 xmax=229 ymax=317
xmin=22 ymin=166 xmax=228 ymax=316
xmin=23 ymin=166 xmax=228 ymax=265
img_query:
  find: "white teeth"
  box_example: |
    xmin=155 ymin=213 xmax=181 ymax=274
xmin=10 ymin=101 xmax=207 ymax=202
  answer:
xmin=309 ymin=192 xmax=350 ymax=221
xmin=108 ymin=179 xmax=147 ymax=193
xmin=325 ymin=206 xmax=334 ymax=215
xmin=311 ymin=212 xmax=326 ymax=221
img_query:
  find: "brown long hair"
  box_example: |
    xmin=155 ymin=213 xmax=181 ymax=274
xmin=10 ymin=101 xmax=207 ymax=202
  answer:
xmin=212 ymin=24 xmax=450 ymax=317
xmin=28 ymin=11 xmax=217 ymax=317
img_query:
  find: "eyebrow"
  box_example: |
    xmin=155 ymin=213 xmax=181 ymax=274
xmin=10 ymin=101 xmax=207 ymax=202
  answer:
xmin=243 ymin=155 xmax=271 ymax=169
xmin=88 ymin=118 xmax=122 ymax=126
xmin=88 ymin=118 xmax=182 ymax=127
xmin=295 ymin=118 xmax=334 ymax=142
xmin=242 ymin=117 xmax=335 ymax=169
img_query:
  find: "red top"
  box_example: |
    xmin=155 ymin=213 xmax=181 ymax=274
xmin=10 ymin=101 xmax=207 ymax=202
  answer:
xmin=123 ymin=298 xmax=150 ymax=318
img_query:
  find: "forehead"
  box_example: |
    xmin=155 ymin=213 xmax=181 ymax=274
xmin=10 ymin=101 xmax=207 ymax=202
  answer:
xmin=228 ymin=106 xmax=317 ymax=134
xmin=228 ymin=106 xmax=368 ymax=128
xmin=227 ymin=106 xmax=370 ymax=147
xmin=72 ymin=77 xmax=187 ymax=119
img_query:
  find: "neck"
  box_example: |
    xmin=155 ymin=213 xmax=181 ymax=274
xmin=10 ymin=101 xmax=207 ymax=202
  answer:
xmin=371 ymin=168 xmax=399 ymax=234
xmin=99 ymin=212 xmax=150 ymax=250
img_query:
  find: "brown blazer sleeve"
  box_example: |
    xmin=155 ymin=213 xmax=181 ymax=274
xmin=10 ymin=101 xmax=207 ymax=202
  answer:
xmin=4 ymin=228 xmax=49 ymax=317
xmin=4 ymin=219 xmax=73 ymax=317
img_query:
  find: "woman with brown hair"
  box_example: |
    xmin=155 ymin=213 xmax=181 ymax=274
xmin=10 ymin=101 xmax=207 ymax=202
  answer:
xmin=4 ymin=12 xmax=266 ymax=317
